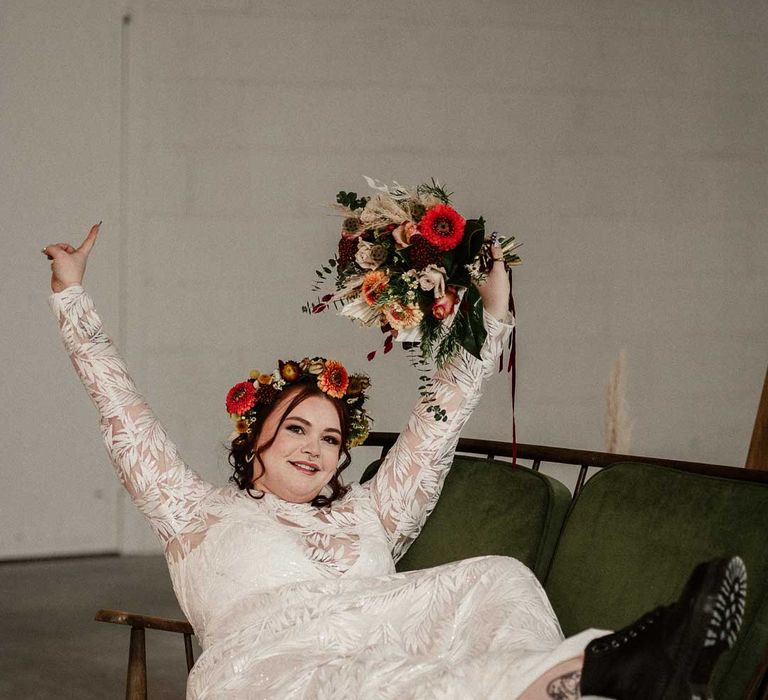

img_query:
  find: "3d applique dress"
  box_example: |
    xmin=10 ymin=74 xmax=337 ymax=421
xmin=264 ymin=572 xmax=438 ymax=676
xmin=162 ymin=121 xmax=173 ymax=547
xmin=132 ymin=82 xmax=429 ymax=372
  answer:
xmin=51 ymin=285 xmax=607 ymax=699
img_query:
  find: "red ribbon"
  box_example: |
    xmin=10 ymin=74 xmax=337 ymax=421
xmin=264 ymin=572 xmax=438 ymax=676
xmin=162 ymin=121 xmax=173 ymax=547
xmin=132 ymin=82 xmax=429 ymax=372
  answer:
xmin=509 ymin=269 xmax=517 ymax=468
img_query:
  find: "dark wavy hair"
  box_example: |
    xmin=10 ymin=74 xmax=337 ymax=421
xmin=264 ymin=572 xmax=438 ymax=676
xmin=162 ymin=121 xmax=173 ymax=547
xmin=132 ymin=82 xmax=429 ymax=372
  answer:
xmin=228 ymin=382 xmax=352 ymax=507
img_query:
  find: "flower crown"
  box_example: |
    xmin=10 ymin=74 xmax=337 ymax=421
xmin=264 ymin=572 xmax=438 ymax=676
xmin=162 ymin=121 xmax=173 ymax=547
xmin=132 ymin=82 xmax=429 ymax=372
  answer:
xmin=226 ymin=357 xmax=372 ymax=448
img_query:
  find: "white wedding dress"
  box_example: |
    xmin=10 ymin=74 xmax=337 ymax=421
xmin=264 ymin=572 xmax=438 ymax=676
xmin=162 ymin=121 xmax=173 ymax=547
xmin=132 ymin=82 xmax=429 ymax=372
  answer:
xmin=51 ymin=286 xmax=608 ymax=699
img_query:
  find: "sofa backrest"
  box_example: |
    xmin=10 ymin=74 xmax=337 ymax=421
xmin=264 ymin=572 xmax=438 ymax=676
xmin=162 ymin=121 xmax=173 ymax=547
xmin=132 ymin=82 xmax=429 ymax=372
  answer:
xmin=544 ymin=461 xmax=768 ymax=700
xmin=361 ymin=456 xmax=572 ymax=580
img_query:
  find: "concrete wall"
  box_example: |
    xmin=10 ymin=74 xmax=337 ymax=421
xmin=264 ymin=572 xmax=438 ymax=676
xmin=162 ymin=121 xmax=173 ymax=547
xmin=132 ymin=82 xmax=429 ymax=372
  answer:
xmin=1 ymin=0 xmax=126 ymax=557
xmin=4 ymin=0 xmax=767 ymax=557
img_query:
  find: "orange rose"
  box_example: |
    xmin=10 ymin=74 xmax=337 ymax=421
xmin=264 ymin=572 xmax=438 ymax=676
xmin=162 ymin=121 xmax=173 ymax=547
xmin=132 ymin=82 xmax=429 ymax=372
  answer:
xmin=392 ymin=221 xmax=417 ymax=249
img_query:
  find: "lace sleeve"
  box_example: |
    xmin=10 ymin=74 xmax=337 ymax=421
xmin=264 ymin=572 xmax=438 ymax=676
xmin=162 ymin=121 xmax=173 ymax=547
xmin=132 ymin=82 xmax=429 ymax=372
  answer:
xmin=49 ymin=285 xmax=216 ymax=560
xmin=363 ymin=309 xmax=514 ymax=562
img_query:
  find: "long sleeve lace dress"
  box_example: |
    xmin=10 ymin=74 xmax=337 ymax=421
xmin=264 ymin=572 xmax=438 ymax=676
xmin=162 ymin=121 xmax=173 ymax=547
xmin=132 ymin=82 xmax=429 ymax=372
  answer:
xmin=50 ymin=285 xmax=607 ymax=699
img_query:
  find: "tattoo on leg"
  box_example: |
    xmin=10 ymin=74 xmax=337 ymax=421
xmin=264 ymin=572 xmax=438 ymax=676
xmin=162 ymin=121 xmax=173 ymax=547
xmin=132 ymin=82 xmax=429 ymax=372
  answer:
xmin=546 ymin=671 xmax=581 ymax=699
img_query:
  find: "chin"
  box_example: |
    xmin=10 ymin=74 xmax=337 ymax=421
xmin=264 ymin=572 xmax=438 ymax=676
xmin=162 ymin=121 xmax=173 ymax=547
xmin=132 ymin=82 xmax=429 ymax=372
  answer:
xmin=283 ymin=486 xmax=324 ymax=504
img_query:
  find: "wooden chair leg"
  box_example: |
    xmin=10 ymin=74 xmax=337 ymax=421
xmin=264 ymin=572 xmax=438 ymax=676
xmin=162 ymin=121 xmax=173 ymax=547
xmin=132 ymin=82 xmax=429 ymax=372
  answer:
xmin=184 ymin=633 xmax=195 ymax=673
xmin=126 ymin=626 xmax=147 ymax=700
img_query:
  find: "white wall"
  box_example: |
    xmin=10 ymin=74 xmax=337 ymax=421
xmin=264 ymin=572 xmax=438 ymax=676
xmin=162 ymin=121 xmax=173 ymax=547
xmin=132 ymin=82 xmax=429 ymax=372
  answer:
xmin=1 ymin=0 xmax=127 ymax=558
xmin=4 ymin=0 xmax=767 ymax=557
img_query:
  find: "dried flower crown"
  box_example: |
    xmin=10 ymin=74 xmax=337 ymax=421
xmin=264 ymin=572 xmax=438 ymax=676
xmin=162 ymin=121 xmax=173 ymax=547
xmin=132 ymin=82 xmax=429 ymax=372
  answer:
xmin=226 ymin=357 xmax=372 ymax=448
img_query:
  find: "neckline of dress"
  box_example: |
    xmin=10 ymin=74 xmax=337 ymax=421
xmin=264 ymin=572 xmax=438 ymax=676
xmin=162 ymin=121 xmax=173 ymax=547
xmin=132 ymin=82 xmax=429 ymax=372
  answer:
xmin=232 ymin=482 xmax=362 ymax=511
xmin=232 ymin=486 xmax=313 ymax=512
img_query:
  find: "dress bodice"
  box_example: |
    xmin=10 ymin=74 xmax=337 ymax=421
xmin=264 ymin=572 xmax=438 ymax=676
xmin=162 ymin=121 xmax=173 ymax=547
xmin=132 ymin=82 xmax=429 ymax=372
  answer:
xmin=171 ymin=483 xmax=395 ymax=647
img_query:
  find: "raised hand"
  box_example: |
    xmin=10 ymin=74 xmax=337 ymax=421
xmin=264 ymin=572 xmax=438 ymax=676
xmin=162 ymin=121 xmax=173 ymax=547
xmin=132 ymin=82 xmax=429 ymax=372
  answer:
xmin=42 ymin=222 xmax=101 ymax=293
xmin=474 ymin=242 xmax=511 ymax=321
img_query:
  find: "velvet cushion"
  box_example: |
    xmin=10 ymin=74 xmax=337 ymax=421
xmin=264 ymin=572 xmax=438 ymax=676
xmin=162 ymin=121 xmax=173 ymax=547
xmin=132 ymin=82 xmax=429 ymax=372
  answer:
xmin=544 ymin=462 xmax=768 ymax=700
xmin=361 ymin=457 xmax=572 ymax=580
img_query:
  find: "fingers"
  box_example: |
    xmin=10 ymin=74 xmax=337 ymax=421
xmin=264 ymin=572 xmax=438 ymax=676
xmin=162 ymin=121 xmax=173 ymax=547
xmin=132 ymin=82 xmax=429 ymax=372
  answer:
xmin=42 ymin=222 xmax=100 ymax=260
xmin=488 ymin=233 xmax=504 ymax=265
xmin=488 ymin=243 xmax=505 ymax=271
xmin=42 ymin=243 xmax=67 ymax=260
xmin=76 ymin=221 xmax=102 ymax=256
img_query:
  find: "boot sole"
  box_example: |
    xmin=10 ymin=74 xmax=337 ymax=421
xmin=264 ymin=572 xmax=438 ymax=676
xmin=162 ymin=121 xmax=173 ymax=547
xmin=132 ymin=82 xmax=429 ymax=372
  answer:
xmin=665 ymin=556 xmax=748 ymax=700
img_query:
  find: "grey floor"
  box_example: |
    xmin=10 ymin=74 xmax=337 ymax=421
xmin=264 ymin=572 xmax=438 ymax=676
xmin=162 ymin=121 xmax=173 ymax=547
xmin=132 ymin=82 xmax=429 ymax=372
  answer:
xmin=0 ymin=555 xmax=198 ymax=699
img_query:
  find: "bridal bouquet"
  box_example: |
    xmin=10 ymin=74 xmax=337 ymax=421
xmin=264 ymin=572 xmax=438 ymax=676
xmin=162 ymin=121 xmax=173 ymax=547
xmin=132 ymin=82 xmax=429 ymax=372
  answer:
xmin=303 ymin=177 xmax=521 ymax=369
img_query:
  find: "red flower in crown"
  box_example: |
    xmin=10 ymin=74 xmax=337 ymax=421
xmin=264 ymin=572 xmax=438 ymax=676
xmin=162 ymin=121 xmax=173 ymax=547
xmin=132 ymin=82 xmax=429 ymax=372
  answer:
xmin=226 ymin=381 xmax=257 ymax=415
xmin=417 ymin=204 xmax=465 ymax=251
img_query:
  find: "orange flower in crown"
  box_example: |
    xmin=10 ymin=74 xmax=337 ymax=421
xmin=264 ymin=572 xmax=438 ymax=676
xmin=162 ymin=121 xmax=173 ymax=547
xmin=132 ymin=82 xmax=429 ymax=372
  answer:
xmin=317 ymin=360 xmax=349 ymax=398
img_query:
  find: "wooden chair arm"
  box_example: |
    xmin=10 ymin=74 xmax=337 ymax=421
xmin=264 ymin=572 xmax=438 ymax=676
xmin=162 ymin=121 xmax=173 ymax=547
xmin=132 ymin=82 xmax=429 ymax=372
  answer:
xmin=95 ymin=608 xmax=194 ymax=635
xmin=95 ymin=608 xmax=195 ymax=699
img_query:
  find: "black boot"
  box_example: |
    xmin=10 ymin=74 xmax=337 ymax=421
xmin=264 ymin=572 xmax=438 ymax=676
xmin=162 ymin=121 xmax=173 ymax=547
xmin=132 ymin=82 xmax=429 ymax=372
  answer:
xmin=580 ymin=556 xmax=747 ymax=700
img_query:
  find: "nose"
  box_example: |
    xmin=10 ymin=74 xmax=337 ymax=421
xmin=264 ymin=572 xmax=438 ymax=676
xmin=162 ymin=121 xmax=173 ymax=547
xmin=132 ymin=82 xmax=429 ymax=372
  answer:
xmin=302 ymin=436 xmax=321 ymax=459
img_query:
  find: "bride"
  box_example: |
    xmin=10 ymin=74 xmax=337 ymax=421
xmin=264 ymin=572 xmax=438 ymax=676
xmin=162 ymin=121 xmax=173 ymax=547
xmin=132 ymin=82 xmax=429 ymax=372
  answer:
xmin=43 ymin=223 xmax=746 ymax=699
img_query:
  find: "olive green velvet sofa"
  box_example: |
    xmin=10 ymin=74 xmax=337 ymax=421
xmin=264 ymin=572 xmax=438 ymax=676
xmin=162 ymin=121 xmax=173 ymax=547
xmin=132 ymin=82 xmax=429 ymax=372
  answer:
xmin=360 ymin=435 xmax=768 ymax=700
xmin=97 ymin=433 xmax=768 ymax=700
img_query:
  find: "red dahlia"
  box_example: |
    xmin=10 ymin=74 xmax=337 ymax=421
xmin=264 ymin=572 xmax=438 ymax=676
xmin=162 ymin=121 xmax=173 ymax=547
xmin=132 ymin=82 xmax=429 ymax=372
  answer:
xmin=408 ymin=235 xmax=443 ymax=270
xmin=338 ymin=237 xmax=358 ymax=269
xmin=226 ymin=381 xmax=257 ymax=414
xmin=255 ymin=383 xmax=279 ymax=406
xmin=417 ymin=204 xmax=465 ymax=251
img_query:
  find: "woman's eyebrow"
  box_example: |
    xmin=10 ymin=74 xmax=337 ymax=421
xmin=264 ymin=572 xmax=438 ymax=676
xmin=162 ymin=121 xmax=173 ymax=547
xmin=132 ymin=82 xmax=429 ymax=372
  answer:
xmin=288 ymin=415 xmax=342 ymax=436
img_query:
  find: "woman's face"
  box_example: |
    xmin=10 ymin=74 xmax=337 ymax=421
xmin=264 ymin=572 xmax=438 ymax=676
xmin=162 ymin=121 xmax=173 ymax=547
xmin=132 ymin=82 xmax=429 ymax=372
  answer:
xmin=252 ymin=387 xmax=343 ymax=503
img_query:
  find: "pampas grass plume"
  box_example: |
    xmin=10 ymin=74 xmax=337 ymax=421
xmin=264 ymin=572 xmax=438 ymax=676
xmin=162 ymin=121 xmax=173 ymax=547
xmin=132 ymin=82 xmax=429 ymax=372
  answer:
xmin=605 ymin=350 xmax=634 ymax=453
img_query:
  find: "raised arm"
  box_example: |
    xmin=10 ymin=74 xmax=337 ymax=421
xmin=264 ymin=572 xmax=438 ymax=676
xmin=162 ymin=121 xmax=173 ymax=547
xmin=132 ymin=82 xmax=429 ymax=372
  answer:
xmin=364 ymin=309 xmax=513 ymax=561
xmin=44 ymin=227 xmax=214 ymax=561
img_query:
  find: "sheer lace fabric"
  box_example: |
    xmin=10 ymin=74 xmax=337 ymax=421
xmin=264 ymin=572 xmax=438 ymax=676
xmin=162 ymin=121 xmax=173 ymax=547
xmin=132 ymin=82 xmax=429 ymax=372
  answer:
xmin=51 ymin=286 xmax=607 ymax=699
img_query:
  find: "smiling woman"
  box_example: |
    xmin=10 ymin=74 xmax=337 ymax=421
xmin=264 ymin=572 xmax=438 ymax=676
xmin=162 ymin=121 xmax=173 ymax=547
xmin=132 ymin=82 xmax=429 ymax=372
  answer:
xmin=44 ymin=224 xmax=747 ymax=700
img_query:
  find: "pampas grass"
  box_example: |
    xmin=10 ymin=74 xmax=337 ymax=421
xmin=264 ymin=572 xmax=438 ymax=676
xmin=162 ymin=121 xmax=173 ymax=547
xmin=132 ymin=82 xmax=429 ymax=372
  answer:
xmin=605 ymin=350 xmax=634 ymax=453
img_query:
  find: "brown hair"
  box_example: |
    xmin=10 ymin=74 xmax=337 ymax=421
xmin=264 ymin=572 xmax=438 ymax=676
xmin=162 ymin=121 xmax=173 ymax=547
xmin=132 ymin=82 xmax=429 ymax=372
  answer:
xmin=228 ymin=382 xmax=352 ymax=507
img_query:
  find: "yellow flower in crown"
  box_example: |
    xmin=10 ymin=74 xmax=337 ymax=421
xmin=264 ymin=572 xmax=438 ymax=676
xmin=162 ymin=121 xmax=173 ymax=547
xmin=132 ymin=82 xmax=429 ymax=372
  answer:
xmin=279 ymin=360 xmax=302 ymax=383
